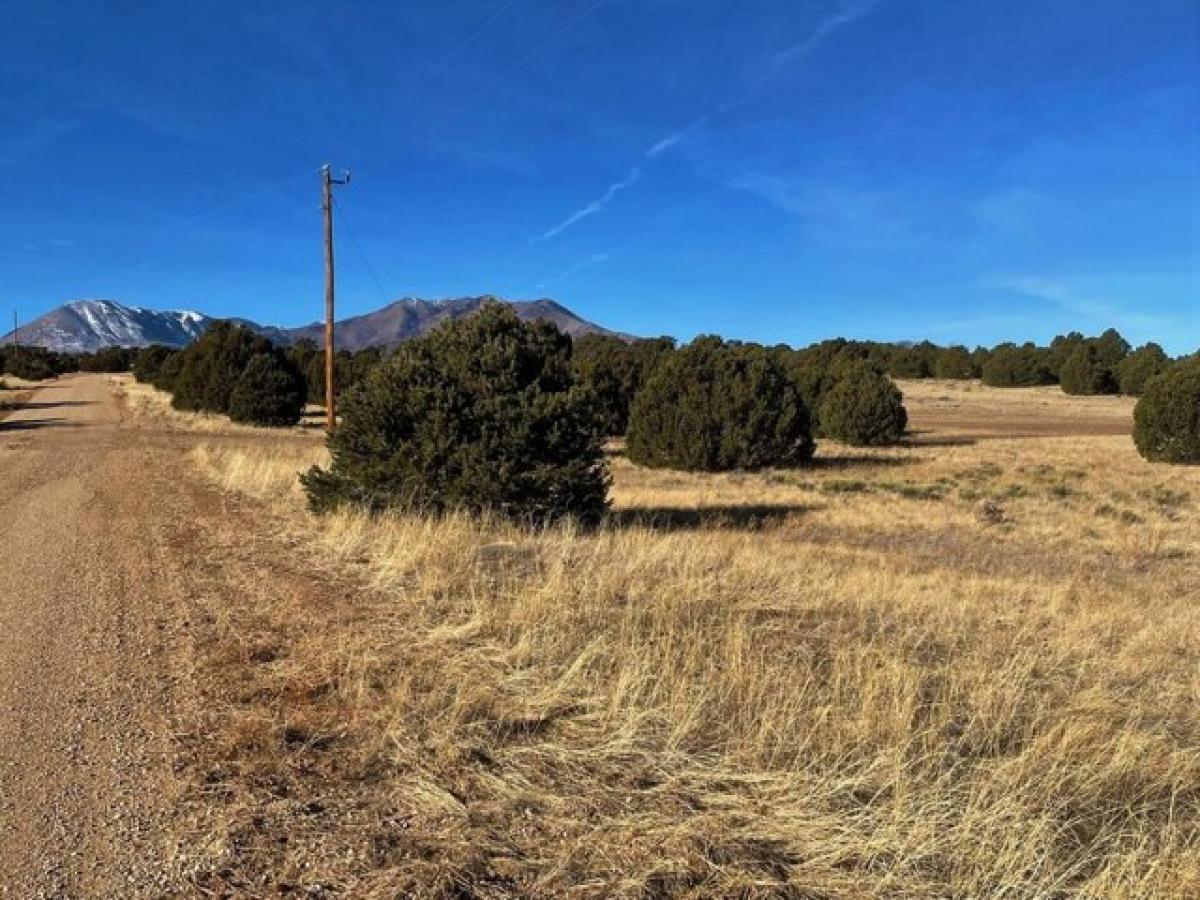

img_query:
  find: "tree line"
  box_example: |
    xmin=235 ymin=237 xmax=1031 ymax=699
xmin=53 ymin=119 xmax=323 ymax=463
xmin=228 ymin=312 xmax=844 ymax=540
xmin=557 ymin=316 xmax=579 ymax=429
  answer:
xmin=3 ymin=315 xmax=1196 ymax=520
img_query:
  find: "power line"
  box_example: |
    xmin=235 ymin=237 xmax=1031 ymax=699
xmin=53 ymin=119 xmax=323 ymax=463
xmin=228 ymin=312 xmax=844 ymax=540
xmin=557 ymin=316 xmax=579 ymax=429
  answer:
xmin=332 ymin=195 xmax=393 ymax=307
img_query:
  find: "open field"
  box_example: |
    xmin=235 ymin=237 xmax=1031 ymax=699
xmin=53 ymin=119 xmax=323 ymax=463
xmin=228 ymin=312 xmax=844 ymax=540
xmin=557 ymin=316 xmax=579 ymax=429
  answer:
xmin=0 ymin=373 xmax=1194 ymax=895
xmin=899 ymin=379 xmax=1137 ymax=442
xmin=162 ymin=379 xmax=1198 ymax=896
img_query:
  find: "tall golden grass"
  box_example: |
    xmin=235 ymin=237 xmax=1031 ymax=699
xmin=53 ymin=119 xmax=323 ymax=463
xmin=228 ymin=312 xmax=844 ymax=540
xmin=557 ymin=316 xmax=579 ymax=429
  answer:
xmin=178 ymin=381 xmax=1198 ymax=896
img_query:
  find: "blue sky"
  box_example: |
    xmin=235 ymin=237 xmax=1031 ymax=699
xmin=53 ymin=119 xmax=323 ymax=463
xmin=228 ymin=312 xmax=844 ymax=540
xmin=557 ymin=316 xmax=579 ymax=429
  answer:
xmin=2 ymin=0 xmax=1197 ymax=353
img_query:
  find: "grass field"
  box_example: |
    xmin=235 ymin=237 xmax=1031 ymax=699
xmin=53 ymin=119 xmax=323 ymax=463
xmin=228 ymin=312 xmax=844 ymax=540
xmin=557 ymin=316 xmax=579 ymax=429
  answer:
xmin=164 ymin=380 xmax=1198 ymax=896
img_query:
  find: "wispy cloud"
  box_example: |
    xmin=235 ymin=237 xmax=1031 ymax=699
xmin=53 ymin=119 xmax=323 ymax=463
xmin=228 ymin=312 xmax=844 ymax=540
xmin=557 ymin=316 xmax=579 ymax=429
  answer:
xmin=648 ymin=0 xmax=883 ymax=161
xmin=645 ymin=115 xmax=710 ymax=160
xmin=527 ymin=0 xmax=883 ymax=244
xmin=994 ymin=275 xmax=1177 ymax=336
xmin=530 ymin=166 xmax=641 ymax=244
xmin=772 ymin=0 xmax=882 ymax=68
xmin=730 ymin=169 xmax=927 ymax=249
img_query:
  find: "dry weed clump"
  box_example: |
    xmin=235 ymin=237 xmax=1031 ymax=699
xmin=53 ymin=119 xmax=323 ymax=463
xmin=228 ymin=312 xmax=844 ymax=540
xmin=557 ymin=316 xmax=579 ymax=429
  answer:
xmin=181 ymin=389 xmax=1200 ymax=897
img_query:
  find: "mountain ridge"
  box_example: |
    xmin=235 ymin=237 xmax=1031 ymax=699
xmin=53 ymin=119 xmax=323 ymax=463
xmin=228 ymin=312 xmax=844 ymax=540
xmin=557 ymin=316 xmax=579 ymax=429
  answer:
xmin=4 ymin=296 xmax=623 ymax=352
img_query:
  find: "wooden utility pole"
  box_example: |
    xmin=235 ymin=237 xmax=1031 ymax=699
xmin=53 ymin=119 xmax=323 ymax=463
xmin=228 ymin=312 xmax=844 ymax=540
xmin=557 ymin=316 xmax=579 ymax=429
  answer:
xmin=321 ymin=164 xmax=350 ymax=432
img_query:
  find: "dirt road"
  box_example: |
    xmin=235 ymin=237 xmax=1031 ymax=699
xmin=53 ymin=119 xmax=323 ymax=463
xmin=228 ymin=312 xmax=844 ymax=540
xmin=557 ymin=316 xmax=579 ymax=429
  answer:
xmin=0 ymin=373 xmax=321 ymax=896
xmin=0 ymin=374 xmax=182 ymax=895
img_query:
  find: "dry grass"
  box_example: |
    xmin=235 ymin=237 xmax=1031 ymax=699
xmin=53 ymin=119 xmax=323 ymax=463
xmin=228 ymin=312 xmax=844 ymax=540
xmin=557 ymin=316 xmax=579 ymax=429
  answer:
xmin=179 ymin=381 xmax=1199 ymax=897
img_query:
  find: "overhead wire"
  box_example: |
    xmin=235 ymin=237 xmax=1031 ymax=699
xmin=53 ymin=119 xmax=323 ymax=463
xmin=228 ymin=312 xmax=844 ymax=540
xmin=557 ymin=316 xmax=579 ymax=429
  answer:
xmin=332 ymin=195 xmax=393 ymax=307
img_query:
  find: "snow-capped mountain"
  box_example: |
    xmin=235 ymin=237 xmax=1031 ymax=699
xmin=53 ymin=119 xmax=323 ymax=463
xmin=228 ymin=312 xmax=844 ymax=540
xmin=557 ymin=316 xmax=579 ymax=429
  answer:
xmin=2 ymin=297 xmax=623 ymax=352
xmin=6 ymin=300 xmax=213 ymax=351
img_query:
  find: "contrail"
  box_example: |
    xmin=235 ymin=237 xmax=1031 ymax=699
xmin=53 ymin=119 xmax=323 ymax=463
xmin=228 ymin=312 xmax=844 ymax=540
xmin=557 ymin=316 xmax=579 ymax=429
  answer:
xmin=507 ymin=0 xmax=608 ymax=75
xmin=530 ymin=166 xmax=641 ymax=244
xmin=527 ymin=0 xmax=881 ymax=244
xmin=650 ymin=0 xmax=883 ymax=159
xmin=428 ymin=0 xmax=522 ymax=79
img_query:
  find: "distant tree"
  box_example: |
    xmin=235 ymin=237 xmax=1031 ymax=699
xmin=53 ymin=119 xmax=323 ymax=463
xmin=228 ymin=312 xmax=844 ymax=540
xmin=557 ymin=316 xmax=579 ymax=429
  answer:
xmin=286 ymin=338 xmax=320 ymax=383
xmin=228 ymin=352 xmax=307 ymax=427
xmin=888 ymin=342 xmax=937 ymax=379
xmin=1118 ymin=343 xmax=1171 ymax=396
xmin=819 ymin=361 xmax=908 ymax=446
xmin=627 ymin=336 xmax=814 ymax=471
xmin=1049 ymin=331 xmax=1087 ymax=377
xmin=77 ymin=347 xmax=136 ymax=373
xmin=1049 ymin=329 xmax=1127 ymax=393
xmin=1133 ymin=357 xmax=1200 ymax=463
xmin=970 ymin=345 xmax=992 ymax=375
xmin=1092 ymin=328 xmax=1132 ymax=373
xmin=571 ymin=334 xmax=675 ymax=435
xmin=172 ymin=321 xmax=274 ymax=414
xmin=301 ymin=303 xmax=608 ymax=522
xmin=132 ymin=345 xmax=176 ymax=384
xmin=934 ymin=345 xmax=976 ymax=379
xmin=1059 ymin=344 xmax=1117 ymax=395
xmin=981 ymin=343 xmax=1056 ymax=387
xmin=2 ymin=346 xmax=64 ymax=381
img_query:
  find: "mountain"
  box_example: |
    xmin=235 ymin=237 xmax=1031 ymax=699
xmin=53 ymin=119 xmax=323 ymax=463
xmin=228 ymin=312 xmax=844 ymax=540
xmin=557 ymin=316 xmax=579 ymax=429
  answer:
xmin=3 ymin=296 xmax=622 ymax=352
xmin=275 ymin=296 xmax=623 ymax=349
xmin=5 ymin=300 xmax=214 ymax=352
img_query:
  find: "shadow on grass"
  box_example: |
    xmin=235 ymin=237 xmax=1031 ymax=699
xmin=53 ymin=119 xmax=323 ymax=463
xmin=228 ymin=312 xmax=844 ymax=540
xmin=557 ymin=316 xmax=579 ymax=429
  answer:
xmin=606 ymin=503 xmax=816 ymax=532
xmin=903 ymin=430 xmax=978 ymax=448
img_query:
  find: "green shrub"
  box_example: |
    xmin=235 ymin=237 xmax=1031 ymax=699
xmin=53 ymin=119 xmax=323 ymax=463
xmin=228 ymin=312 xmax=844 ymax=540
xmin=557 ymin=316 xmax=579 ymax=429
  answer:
xmin=981 ymin=343 xmax=1055 ymax=387
xmin=132 ymin=345 xmax=176 ymax=384
xmin=1119 ymin=343 xmax=1170 ymax=396
xmin=572 ymin=334 xmax=674 ymax=435
xmin=777 ymin=345 xmax=883 ymax=437
xmin=1049 ymin=331 xmax=1087 ymax=377
xmin=934 ymin=345 xmax=976 ymax=379
xmin=627 ymin=336 xmax=814 ymax=471
xmin=301 ymin=303 xmax=608 ymax=522
xmin=1059 ymin=344 xmax=1117 ymax=395
xmin=888 ymin=342 xmax=937 ymax=379
xmin=77 ymin=347 xmax=136 ymax=373
xmin=153 ymin=351 xmax=185 ymax=393
xmin=1092 ymin=328 xmax=1132 ymax=373
xmin=1133 ymin=358 xmax=1200 ymax=464
xmin=286 ymin=338 xmax=320 ymax=378
xmin=228 ymin=352 xmax=307 ymax=427
xmin=818 ymin=361 xmax=908 ymax=446
xmin=1 ymin=346 xmax=64 ymax=381
xmin=172 ymin=321 xmax=274 ymax=414
xmin=1050 ymin=329 xmax=1127 ymax=391
xmin=304 ymin=346 xmax=384 ymax=406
